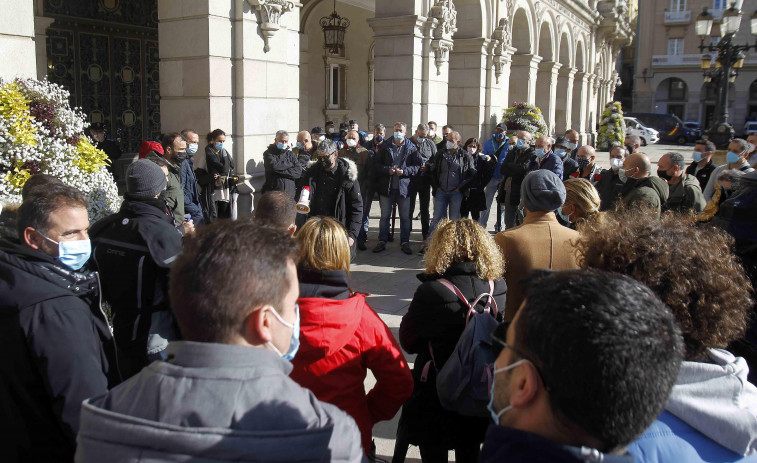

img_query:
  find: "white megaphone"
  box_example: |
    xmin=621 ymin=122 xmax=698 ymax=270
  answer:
xmin=296 ymin=186 xmax=311 ymax=214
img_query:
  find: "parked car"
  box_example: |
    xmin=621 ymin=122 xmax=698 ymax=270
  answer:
xmin=625 ymin=113 xmax=696 ymax=145
xmin=624 ymin=117 xmax=660 ymax=146
xmin=743 ymin=121 xmax=757 ymax=137
xmin=684 ymin=120 xmax=702 ymax=139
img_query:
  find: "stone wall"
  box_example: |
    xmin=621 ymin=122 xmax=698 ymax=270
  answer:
xmin=0 ymin=0 xmax=36 ymax=81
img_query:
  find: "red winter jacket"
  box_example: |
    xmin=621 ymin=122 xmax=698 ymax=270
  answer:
xmin=290 ymin=269 xmax=413 ymax=454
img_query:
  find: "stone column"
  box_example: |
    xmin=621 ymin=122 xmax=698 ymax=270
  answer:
xmin=587 ymin=73 xmax=599 ymax=143
xmin=368 ymin=14 xmax=427 ymax=128
xmin=0 ymin=0 xmax=36 ymax=80
xmin=509 ymin=54 xmax=541 ymax=105
xmin=448 ymin=38 xmax=488 ymax=138
xmin=158 ymin=0 xmax=300 ymax=215
xmin=572 ymin=71 xmax=588 ymax=139
xmin=555 ymin=67 xmax=575 ymax=133
xmin=535 ymin=61 xmax=561 ymax=134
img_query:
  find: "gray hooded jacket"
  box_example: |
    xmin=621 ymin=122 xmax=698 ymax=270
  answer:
xmin=75 ymin=341 xmax=366 ymax=463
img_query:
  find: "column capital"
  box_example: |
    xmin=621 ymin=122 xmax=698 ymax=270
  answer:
xmin=558 ymin=66 xmax=577 ymax=78
xmin=368 ymin=15 xmax=426 ymax=37
xmin=511 ymin=53 xmax=542 ymax=68
xmin=538 ymin=61 xmax=562 ymax=75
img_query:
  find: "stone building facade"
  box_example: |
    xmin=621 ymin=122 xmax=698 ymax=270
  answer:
xmin=634 ymin=0 xmax=757 ymax=132
xmin=1 ymin=0 xmax=632 ymax=209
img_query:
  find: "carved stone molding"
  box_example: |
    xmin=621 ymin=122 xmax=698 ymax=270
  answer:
xmin=431 ymin=38 xmax=453 ymax=76
xmin=489 ymin=18 xmax=513 ymax=84
xmin=428 ymin=0 xmax=457 ymax=39
xmin=247 ymin=0 xmax=297 ymax=53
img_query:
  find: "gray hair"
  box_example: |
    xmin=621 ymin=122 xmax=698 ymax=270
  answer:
xmin=374 ymin=123 xmax=386 ymax=132
xmin=316 ymin=138 xmax=337 ymax=155
xmin=275 ymin=130 xmax=289 ymax=139
xmin=625 ymin=134 xmax=641 ymax=146
xmin=543 ymin=136 xmax=554 ymax=145
xmin=610 ymin=144 xmax=629 ymax=158
xmin=731 ymin=138 xmax=750 ymax=153
xmin=417 ymin=123 xmax=429 ymax=132
xmin=717 ymin=168 xmax=746 ymax=188
xmin=666 ymin=152 xmax=686 ymax=170
xmin=394 ymin=122 xmax=407 ymax=131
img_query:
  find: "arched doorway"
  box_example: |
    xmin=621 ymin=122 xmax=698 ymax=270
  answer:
xmin=509 ymin=7 xmax=535 ymax=105
xmin=571 ymin=40 xmax=586 ymax=133
xmin=655 ymin=77 xmax=688 ymax=120
xmin=555 ymin=31 xmax=572 ymax=133
xmin=535 ymin=20 xmax=556 ymax=132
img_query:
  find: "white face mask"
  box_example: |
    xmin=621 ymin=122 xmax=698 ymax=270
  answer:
xmin=467 ymin=146 xmax=477 ymax=155
xmin=346 ymin=139 xmax=358 ymax=147
xmin=317 ymin=135 xmax=326 ymax=142
xmin=446 ymin=140 xmax=456 ymax=150
xmin=487 ymin=359 xmax=532 ymax=424
xmin=610 ymin=157 xmax=624 ymax=171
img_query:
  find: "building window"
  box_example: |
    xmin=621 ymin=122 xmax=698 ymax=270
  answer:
xmin=329 ymin=64 xmax=341 ymax=108
xmin=669 ymin=0 xmax=686 ymax=12
xmin=669 ymin=79 xmax=686 ymax=100
xmin=667 ymin=38 xmax=684 ymax=56
xmin=713 ymin=0 xmax=726 ymax=10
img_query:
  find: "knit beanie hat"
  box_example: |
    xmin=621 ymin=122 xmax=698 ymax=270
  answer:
xmin=126 ymin=159 xmax=167 ymax=200
xmin=520 ymin=169 xmax=566 ymax=212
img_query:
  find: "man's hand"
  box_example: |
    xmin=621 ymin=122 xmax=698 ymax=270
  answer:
xmin=395 ymin=169 xmax=404 ymax=176
xmin=213 ymin=173 xmax=219 ymax=179
xmin=348 ymin=237 xmax=355 ymax=247
xmin=182 ymin=220 xmax=195 ymax=236
xmin=420 ymin=165 xmax=428 ymax=173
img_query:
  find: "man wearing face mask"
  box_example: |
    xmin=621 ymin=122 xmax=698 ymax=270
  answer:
xmin=552 ymin=136 xmax=578 ymax=180
xmin=409 ymin=123 xmax=437 ymax=244
xmin=0 ymin=184 xmax=119 ymax=461
xmin=498 ymin=130 xmax=535 ymax=229
xmin=373 ymin=122 xmax=422 ymax=254
xmin=619 ymin=153 xmax=669 ymax=216
xmin=299 ymin=139 xmax=363 ymax=252
xmin=310 ymin=126 xmax=327 ymax=144
xmin=564 ymin=129 xmax=581 ymax=158
xmin=436 ymin=124 xmax=455 ymax=153
xmin=89 ymin=122 xmax=122 ymax=177
xmin=483 ymin=269 xmax=683 ymax=463
xmin=358 ymin=124 xmax=387 ymax=250
xmin=481 ymin=123 xmax=510 ymax=231
xmin=685 ymin=139 xmax=717 ymax=191
xmin=263 ymin=130 xmax=303 ymax=198
xmin=325 ymin=121 xmax=338 ymax=141
xmin=528 ymin=136 xmax=564 ymax=179
xmin=703 ymin=138 xmax=755 ymax=202
xmin=348 ymin=119 xmax=366 ymax=146
xmin=90 ymin=159 xmax=185 ymax=379
xmin=179 ymin=129 xmax=206 ymax=225
xmin=428 ymin=121 xmax=443 ymax=145
xmin=148 ymin=132 xmax=187 ymax=226
xmin=624 ymin=134 xmax=641 ymax=157
xmin=75 ymin=222 xmax=365 ymax=462
xmin=596 ymin=144 xmax=628 ymax=211
xmin=340 ymin=130 xmax=371 ymax=215
xmin=657 ymin=152 xmax=706 ymax=214
xmin=426 ymin=131 xmax=477 ymax=240
xmin=573 ymin=145 xmax=602 ymax=183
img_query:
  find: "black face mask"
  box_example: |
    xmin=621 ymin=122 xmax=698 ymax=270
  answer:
xmin=625 ymin=144 xmax=635 ymax=155
xmin=174 ymin=152 xmax=188 ymax=163
xmin=657 ymin=169 xmax=673 ymax=182
xmin=318 ymin=156 xmax=333 ymax=169
xmin=375 ymin=135 xmax=384 ymax=143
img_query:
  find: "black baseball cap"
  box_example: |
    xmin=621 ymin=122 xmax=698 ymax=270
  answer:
xmin=311 ymin=126 xmax=326 ymax=135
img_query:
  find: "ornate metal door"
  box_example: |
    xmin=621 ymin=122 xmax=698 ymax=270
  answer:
xmin=44 ymin=0 xmax=159 ymax=153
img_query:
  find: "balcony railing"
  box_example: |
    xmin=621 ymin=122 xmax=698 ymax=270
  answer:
xmin=664 ymin=10 xmax=691 ymax=24
xmin=651 ymin=54 xmax=705 ymax=67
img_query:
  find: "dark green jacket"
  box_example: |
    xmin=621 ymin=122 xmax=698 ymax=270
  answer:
xmin=663 ymin=174 xmax=706 ymax=214
xmin=621 ymin=175 xmax=670 ymax=216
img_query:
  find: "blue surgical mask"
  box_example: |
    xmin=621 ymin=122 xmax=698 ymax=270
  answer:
xmin=557 ymin=205 xmax=571 ymax=223
xmin=534 ymin=148 xmax=547 ymax=159
xmin=488 ymin=359 xmax=531 ymax=424
xmin=727 ymin=151 xmax=742 ymax=164
xmin=266 ymin=305 xmax=300 ymax=361
xmin=692 ymin=151 xmax=703 ymax=163
xmin=215 ymin=141 xmax=224 ymax=151
xmin=277 ymin=142 xmax=287 ymax=150
xmin=516 ymin=139 xmax=525 ymax=149
xmin=40 ymin=233 xmax=91 ymax=271
xmin=394 ymin=132 xmax=405 ymax=141
xmin=296 ymin=141 xmax=304 ymax=150
xmin=554 ymin=148 xmax=566 ymax=158
xmin=186 ymin=143 xmax=198 ymax=155
xmin=375 ymin=135 xmax=384 ymax=143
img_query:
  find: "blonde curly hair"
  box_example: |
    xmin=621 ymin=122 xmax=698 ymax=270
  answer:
xmin=424 ymin=218 xmax=504 ymax=280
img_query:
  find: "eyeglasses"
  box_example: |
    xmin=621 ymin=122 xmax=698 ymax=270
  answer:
xmin=491 ymin=321 xmax=551 ymax=391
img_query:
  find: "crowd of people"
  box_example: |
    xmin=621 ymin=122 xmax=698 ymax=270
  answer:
xmin=1 ymin=120 xmax=757 ymax=463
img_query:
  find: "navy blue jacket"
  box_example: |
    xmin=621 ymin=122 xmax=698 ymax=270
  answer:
xmin=528 ymin=150 xmax=564 ymax=179
xmin=181 ymin=157 xmax=205 ymax=224
xmin=374 ymin=138 xmax=422 ymax=198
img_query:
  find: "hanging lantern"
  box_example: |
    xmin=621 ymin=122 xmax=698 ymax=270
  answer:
xmin=320 ymin=0 xmax=350 ymax=55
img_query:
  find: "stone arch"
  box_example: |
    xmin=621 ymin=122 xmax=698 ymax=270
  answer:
xmin=511 ymin=7 xmax=533 ymax=55
xmin=571 ymin=39 xmax=587 ymax=134
xmin=555 ymin=31 xmax=573 ymax=133
xmin=558 ymin=30 xmax=572 ymax=68
xmin=574 ymin=38 xmax=586 ymax=72
xmin=537 ymin=20 xmax=554 ymax=62
xmin=535 ymin=18 xmax=556 ymax=131
xmin=453 ymin=0 xmax=485 ymax=39
xmin=654 ymin=77 xmax=688 ymax=120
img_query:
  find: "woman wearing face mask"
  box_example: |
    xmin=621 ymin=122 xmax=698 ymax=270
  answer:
xmin=203 ymin=129 xmax=238 ymax=220
xmin=289 ymin=217 xmax=413 ymax=459
xmin=559 ymin=178 xmax=602 ymax=230
xmin=396 ymin=219 xmax=507 ymax=463
xmin=460 ymin=138 xmax=496 ymax=222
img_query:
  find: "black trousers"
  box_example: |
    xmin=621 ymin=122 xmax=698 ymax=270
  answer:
xmin=418 ymin=442 xmax=480 ymax=463
xmin=409 ymin=178 xmax=431 ymax=240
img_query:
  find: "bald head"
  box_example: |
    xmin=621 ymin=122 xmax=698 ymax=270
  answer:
xmin=577 ymin=145 xmax=596 ymax=159
xmin=623 ymin=153 xmax=651 ymax=178
xmin=297 ymin=131 xmax=312 ymax=150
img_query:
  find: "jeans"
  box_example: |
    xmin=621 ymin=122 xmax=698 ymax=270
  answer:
xmin=357 ymin=184 xmax=375 ymax=244
xmin=409 ymin=178 xmax=431 ymax=240
xmin=429 ymin=189 xmax=462 ymax=236
xmin=479 ymin=176 xmax=500 ymax=229
xmin=379 ymin=190 xmax=411 ymax=244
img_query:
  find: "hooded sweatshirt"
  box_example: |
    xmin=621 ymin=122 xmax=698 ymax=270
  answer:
xmin=290 ymin=269 xmax=413 ymax=454
xmin=628 ymin=348 xmax=757 ymax=462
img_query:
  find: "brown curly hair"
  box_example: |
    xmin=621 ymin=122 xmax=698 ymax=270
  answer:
xmin=574 ymin=208 xmax=753 ymax=360
xmin=424 ymin=218 xmax=504 ymax=281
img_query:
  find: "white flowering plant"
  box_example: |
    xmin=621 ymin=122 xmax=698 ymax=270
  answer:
xmin=0 ymin=78 xmax=121 ymax=221
xmin=502 ymin=102 xmax=549 ymax=137
xmin=597 ymin=101 xmax=626 ymax=151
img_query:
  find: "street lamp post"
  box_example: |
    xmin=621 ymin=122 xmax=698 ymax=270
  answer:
xmin=696 ymin=4 xmax=757 ymax=148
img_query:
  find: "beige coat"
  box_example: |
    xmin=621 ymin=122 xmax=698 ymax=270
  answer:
xmin=494 ymin=211 xmax=581 ymax=320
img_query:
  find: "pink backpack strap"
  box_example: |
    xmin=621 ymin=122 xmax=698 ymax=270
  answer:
xmin=438 ymin=278 xmax=498 ymax=324
xmin=420 ymin=341 xmax=436 ymax=383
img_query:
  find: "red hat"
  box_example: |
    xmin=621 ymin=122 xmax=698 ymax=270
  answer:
xmin=138 ymin=140 xmax=164 ymax=159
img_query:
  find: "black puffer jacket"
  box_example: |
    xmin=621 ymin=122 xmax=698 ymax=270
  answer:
xmin=298 ymin=157 xmax=363 ymax=240
xmin=397 ymin=261 xmax=507 ymax=448
xmin=0 ymin=239 xmax=119 ymax=462
xmin=499 ymin=146 xmax=535 ymax=205
xmin=262 ymin=144 xmax=303 ymax=197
